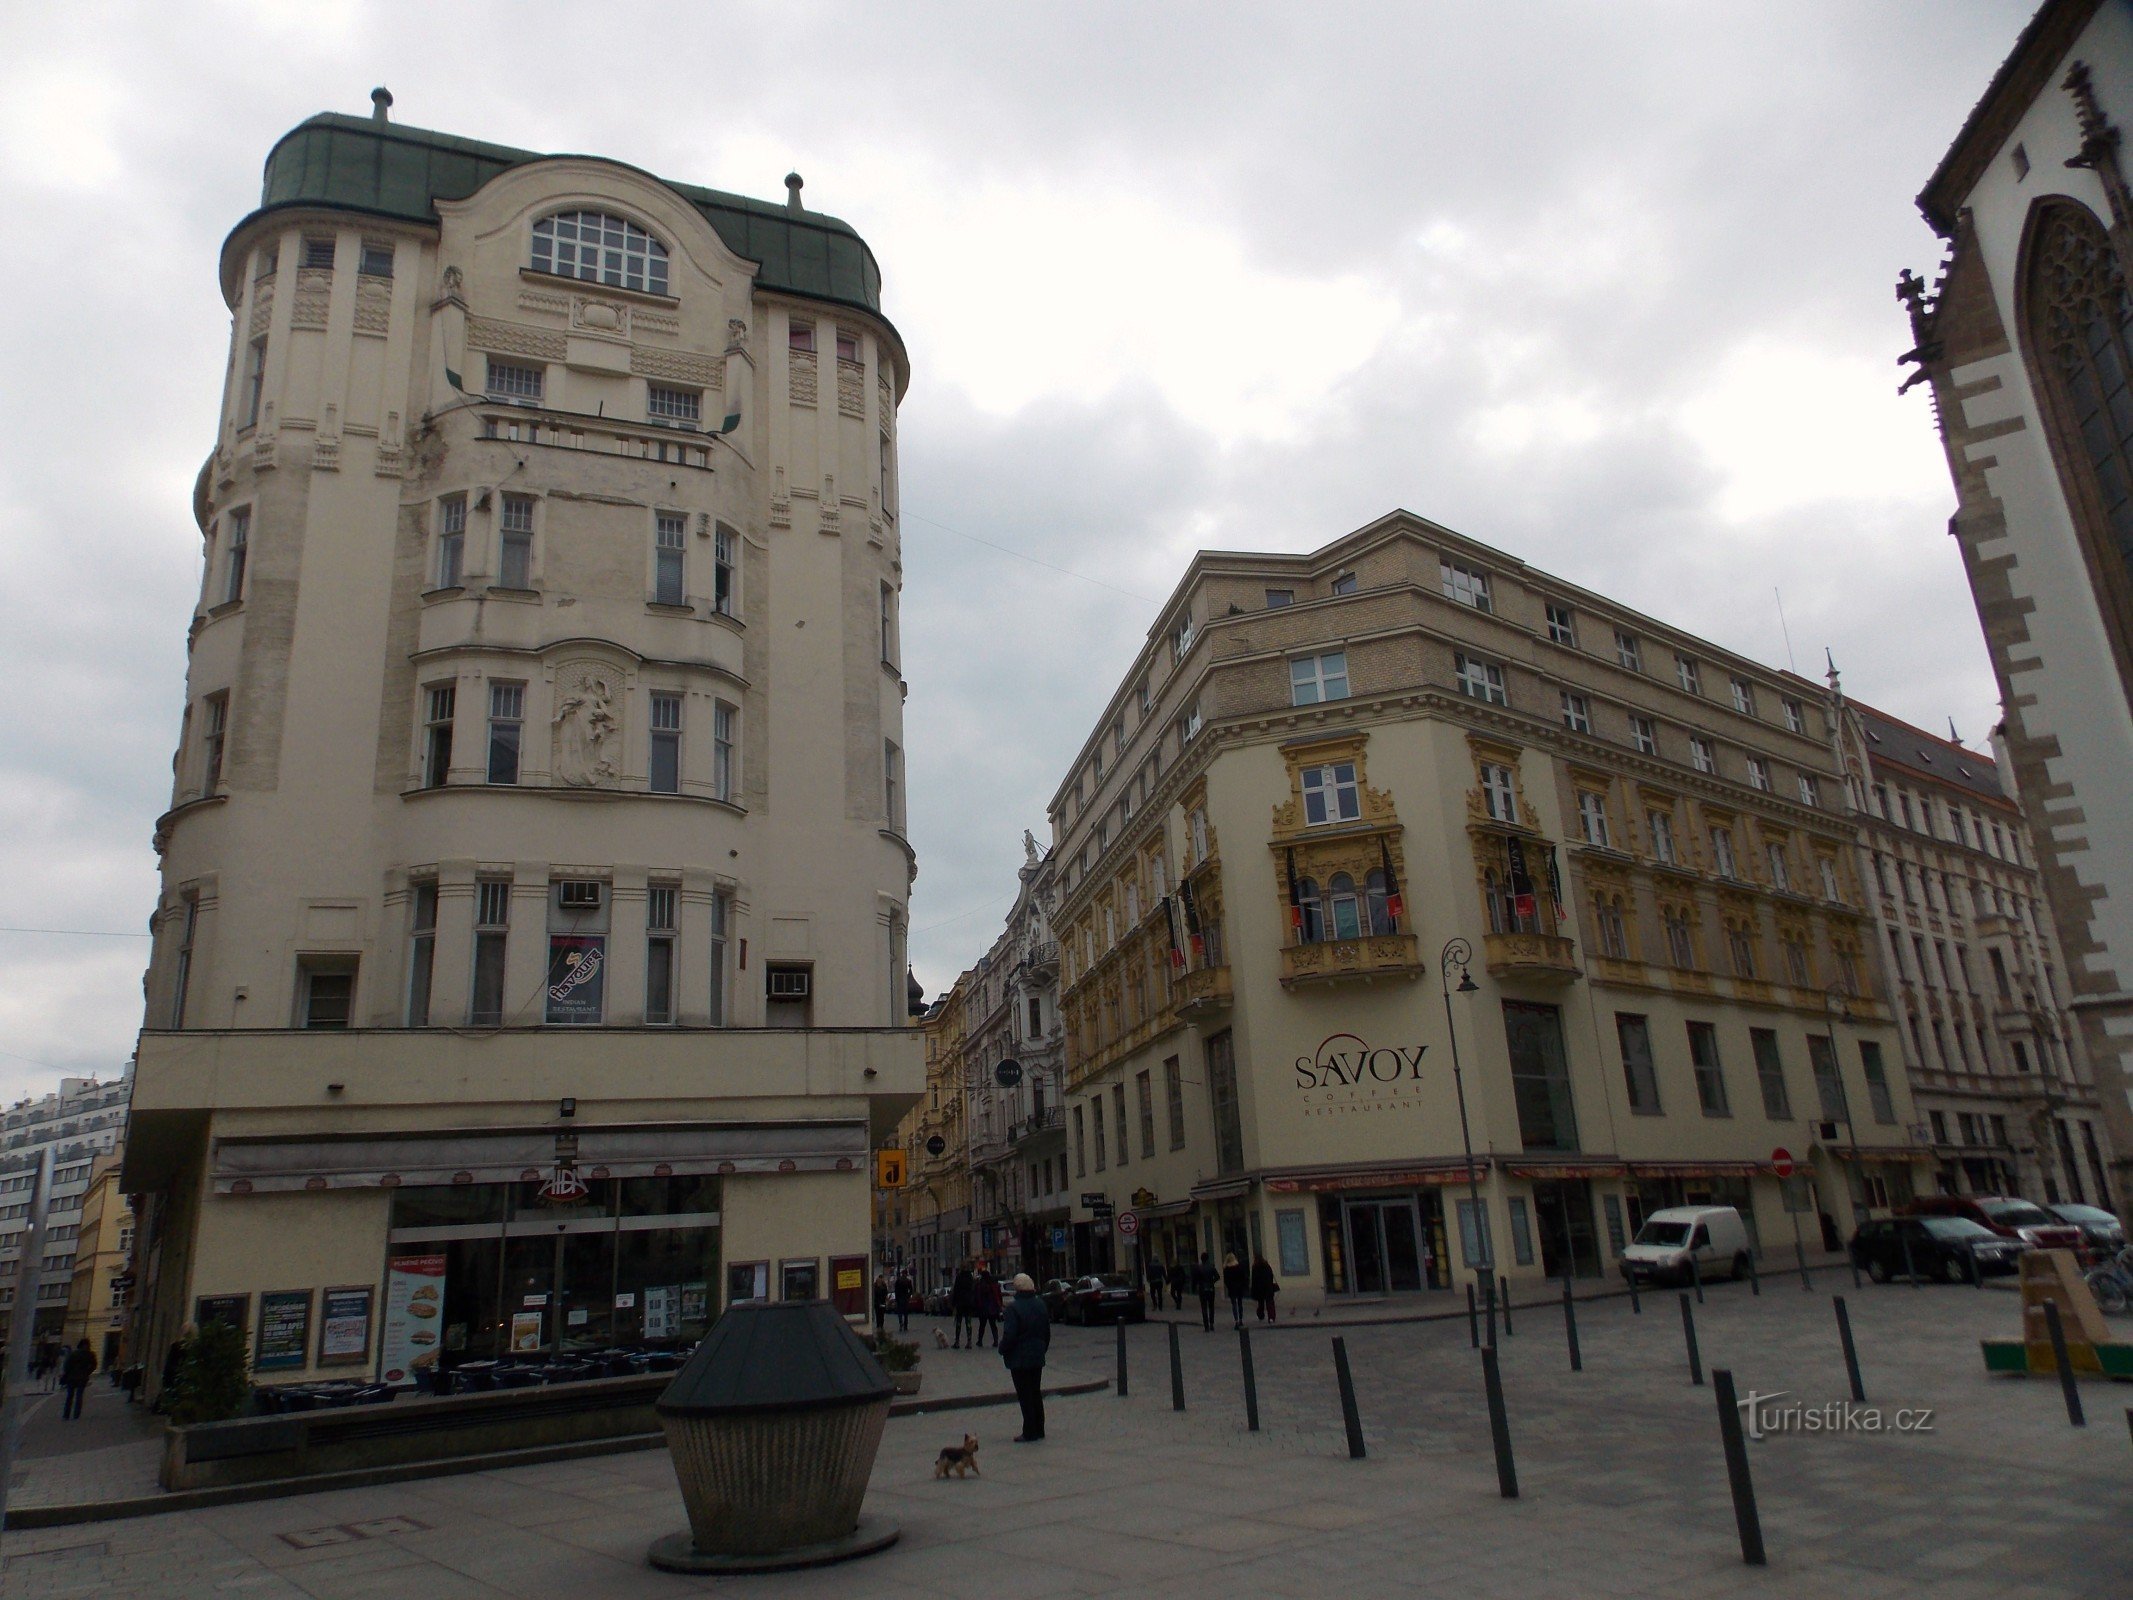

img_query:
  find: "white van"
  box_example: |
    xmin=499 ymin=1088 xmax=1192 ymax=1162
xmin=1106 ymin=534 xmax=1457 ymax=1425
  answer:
xmin=1620 ymin=1205 xmax=1751 ymax=1285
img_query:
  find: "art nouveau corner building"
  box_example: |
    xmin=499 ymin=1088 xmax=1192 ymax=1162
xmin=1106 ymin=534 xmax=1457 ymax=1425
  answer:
xmin=122 ymin=96 xmax=921 ymax=1386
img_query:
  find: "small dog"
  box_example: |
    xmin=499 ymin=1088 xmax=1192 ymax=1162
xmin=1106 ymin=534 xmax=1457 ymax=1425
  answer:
xmin=933 ymin=1327 xmax=949 ymax=1349
xmin=933 ymin=1434 xmax=981 ymax=1479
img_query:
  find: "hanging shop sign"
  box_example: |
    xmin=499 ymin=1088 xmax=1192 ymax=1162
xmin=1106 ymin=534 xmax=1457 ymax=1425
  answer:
xmin=1294 ymin=1031 xmax=1432 ymax=1114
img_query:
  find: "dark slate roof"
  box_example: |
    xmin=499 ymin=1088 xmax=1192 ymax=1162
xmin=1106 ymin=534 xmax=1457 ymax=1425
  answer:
xmin=241 ymin=113 xmax=884 ymax=316
xmin=657 ymin=1300 xmax=890 ymax=1416
xmin=1852 ymin=702 xmax=2011 ymax=807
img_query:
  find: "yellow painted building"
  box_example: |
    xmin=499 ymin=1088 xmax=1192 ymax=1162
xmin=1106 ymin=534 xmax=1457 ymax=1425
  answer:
xmin=63 ymin=1153 xmax=135 ymax=1370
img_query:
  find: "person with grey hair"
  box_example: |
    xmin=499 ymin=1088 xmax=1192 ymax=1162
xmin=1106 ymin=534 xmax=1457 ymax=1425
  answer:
xmin=997 ymin=1272 xmax=1051 ymax=1442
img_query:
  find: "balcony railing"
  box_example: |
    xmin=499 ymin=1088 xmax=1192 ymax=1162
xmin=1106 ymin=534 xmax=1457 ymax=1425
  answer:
xmin=1279 ymin=933 xmax=1423 ymax=988
xmin=1010 ymin=1106 xmax=1064 ymax=1144
xmin=1173 ymin=964 xmax=1233 ymax=1017
xmin=1020 ymin=941 xmax=1059 ymax=974
xmin=1483 ymin=931 xmax=1580 ymax=984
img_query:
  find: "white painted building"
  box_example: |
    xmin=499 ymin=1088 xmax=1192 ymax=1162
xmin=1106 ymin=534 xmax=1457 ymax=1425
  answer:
xmin=0 ymin=1067 xmax=133 ymax=1336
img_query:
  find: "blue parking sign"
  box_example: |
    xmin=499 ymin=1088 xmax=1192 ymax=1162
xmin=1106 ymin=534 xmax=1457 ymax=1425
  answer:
xmin=1050 ymin=1227 xmax=1068 ymax=1251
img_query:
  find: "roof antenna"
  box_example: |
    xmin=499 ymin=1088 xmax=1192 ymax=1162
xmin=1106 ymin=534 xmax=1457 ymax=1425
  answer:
xmin=1948 ymin=716 xmax=1963 ymax=746
xmin=371 ymin=86 xmax=393 ymax=125
xmin=784 ymin=171 xmax=805 ymax=213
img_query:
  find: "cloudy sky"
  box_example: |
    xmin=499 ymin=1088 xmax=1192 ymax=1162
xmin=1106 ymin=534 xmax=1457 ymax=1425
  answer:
xmin=0 ymin=1 xmax=2035 ymax=1101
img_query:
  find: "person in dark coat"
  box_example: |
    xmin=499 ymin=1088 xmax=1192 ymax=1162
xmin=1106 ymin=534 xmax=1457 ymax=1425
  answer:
xmin=1194 ymin=1253 xmax=1219 ymax=1331
xmin=60 ymin=1338 xmax=98 ymax=1420
xmin=1171 ymin=1263 xmax=1186 ymax=1312
xmin=1146 ymin=1259 xmax=1167 ymax=1309
xmin=1250 ymin=1254 xmax=1280 ymax=1322
xmin=154 ymin=1325 xmax=193 ymax=1414
xmin=1221 ymin=1252 xmax=1250 ymax=1329
xmin=997 ymin=1272 xmax=1051 ymax=1442
xmin=894 ymin=1270 xmax=914 ymax=1333
xmin=974 ymin=1267 xmax=1004 ymax=1348
xmin=950 ymin=1262 xmax=977 ymax=1348
xmin=872 ymin=1274 xmax=889 ymax=1332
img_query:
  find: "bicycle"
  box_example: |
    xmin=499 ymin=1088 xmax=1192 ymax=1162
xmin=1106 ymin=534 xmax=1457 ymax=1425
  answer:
xmin=2083 ymin=1245 xmax=2133 ymax=1314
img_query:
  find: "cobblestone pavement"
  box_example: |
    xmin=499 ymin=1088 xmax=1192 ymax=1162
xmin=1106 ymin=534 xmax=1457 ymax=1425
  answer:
xmin=3 ymin=1279 xmax=2126 ymax=1598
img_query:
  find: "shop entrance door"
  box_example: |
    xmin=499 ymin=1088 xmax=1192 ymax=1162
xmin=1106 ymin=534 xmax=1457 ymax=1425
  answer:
xmin=1531 ymin=1180 xmax=1600 ymax=1278
xmin=1344 ymin=1200 xmax=1426 ymax=1294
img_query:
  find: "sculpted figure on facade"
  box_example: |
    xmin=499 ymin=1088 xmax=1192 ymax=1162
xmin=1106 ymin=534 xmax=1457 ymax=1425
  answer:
xmin=552 ymin=666 xmax=620 ymax=787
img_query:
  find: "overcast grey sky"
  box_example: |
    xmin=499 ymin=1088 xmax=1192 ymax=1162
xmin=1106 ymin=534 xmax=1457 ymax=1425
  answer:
xmin=0 ymin=2 xmax=2034 ymax=1101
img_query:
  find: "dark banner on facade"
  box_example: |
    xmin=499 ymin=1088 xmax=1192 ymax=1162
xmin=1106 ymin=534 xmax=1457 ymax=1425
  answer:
xmin=546 ymin=935 xmax=606 ymax=1023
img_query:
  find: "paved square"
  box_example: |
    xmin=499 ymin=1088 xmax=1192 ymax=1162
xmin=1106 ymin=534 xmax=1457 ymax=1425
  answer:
xmin=5 ymin=1279 xmax=2128 ymax=1597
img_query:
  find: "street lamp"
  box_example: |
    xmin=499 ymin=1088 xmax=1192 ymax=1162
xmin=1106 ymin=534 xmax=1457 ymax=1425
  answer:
xmin=1440 ymin=937 xmax=1492 ymax=1343
xmin=1821 ymin=984 xmax=1866 ymax=1288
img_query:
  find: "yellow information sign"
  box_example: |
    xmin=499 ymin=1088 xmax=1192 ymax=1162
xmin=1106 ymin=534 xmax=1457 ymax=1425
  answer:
xmin=876 ymin=1149 xmax=907 ymax=1189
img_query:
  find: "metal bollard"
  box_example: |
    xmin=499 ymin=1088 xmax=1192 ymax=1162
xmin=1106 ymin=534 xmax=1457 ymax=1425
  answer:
xmin=1239 ymin=1326 xmax=1260 ymax=1432
xmin=1483 ymin=1270 xmax=1499 ymax=1347
xmin=1117 ymin=1319 xmax=1128 ymax=1399
xmin=1501 ymin=1276 xmax=1515 ymax=1338
xmin=1562 ymin=1276 xmax=1582 ymax=1372
xmin=1481 ymin=1345 xmax=1518 ymax=1498
xmin=2043 ymin=1299 xmax=2085 ymax=1427
xmin=1332 ymin=1337 xmax=1366 ymax=1459
xmin=1901 ymin=1230 xmax=1920 ymax=1288
xmin=1834 ymin=1295 xmax=1864 ymax=1403
xmin=1691 ymin=1253 xmax=1704 ymax=1305
xmin=1168 ymin=1322 xmax=1186 ymax=1413
xmin=1749 ymin=1254 xmax=1760 ymax=1297
xmin=1712 ymin=1370 xmax=1767 ymax=1565
xmin=1680 ymin=1293 xmax=1704 ymax=1386
xmin=1466 ymin=1281 xmax=1479 ymax=1349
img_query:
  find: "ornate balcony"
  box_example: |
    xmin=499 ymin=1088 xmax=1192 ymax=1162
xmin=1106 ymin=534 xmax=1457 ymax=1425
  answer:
xmin=1173 ymin=964 xmax=1234 ymax=1017
xmin=1020 ymin=940 xmax=1059 ymax=977
xmin=1482 ymin=931 xmax=1581 ymax=984
xmin=1279 ymin=933 xmax=1423 ymax=988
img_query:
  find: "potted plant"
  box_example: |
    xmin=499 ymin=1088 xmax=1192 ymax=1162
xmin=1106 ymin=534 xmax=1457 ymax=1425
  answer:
xmin=864 ymin=1332 xmax=922 ymax=1395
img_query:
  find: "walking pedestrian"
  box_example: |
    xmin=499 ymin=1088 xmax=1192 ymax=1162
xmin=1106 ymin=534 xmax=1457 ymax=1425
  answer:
xmin=1222 ymin=1252 xmax=1249 ymax=1329
xmin=154 ymin=1323 xmax=193 ymax=1414
xmin=1171 ymin=1265 xmax=1186 ymax=1313
xmin=950 ymin=1261 xmax=977 ymax=1348
xmin=33 ymin=1337 xmax=58 ymax=1392
xmin=1194 ymin=1253 xmax=1219 ymax=1331
xmin=1146 ymin=1258 xmax=1167 ymax=1311
xmin=60 ymin=1338 xmax=98 ymax=1420
xmin=975 ymin=1265 xmax=1004 ymax=1348
xmin=998 ymin=1272 xmax=1051 ymax=1442
xmin=872 ymin=1273 xmax=889 ymax=1333
xmin=1250 ymin=1254 xmax=1280 ymax=1323
xmin=895 ymin=1269 xmax=914 ymax=1333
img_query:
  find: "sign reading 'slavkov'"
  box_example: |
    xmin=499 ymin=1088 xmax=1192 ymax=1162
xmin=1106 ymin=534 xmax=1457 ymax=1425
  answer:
xmin=1295 ymin=1032 xmax=1430 ymax=1114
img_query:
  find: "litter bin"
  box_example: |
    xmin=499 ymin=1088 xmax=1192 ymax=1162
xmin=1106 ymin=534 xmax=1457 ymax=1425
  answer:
xmin=649 ymin=1299 xmax=899 ymax=1573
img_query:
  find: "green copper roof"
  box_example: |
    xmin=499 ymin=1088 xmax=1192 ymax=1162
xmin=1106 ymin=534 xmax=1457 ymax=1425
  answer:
xmin=247 ymin=113 xmax=883 ymax=314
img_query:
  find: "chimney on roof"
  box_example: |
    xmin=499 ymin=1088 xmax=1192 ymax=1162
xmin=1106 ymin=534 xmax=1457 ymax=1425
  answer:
xmin=785 ymin=171 xmax=805 ymax=212
xmin=371 ymin=86 xmax=393 ymax=125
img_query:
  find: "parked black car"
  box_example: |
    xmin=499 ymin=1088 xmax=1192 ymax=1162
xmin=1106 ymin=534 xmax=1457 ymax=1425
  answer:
xmin=1060 ymin=1273 xmax=1147 ymax=1324
xmin=1850 ymin=1216 xmax=2022 ymax=1283
xmin=1038 ymin=1279 xmax=1075 ymax=1321
xmin=2047 ymin=1203 xmax=2126 ymax=1263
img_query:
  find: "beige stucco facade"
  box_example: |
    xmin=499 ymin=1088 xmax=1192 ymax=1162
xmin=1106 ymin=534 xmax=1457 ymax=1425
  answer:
xmin=123 ymin=100 xmax=921 ymax=1389
xmin=62 ymin=1153 xmax=135 ymax=1369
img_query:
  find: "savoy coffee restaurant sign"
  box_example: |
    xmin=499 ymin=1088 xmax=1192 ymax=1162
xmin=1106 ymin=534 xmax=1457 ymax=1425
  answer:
xmin=1294 ymin=1032 xmax=1429 ymax=1115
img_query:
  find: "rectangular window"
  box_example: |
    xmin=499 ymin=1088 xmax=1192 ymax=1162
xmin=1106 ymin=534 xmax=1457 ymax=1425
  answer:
xmin=835 ymin=330 xmax=861 ymax=362
xmin=486 ymin=359 xmax=544 ymax=401
xmin=1808 ymin=1034 xmax=1846 ymax=1122
xmin=301 ymin=235 xmax=336 ymax=270
xmin=470 ymin=879 xmax=511 ymax=1026
xmin=1455 ymin=652 xmax=1507 ymax=705
xmin=1691 ymin=737 xmax=1716 ymax=774
xmin=242 ymin=336 xmax=267 ymax=428
xmin=498 ymin=494 xmax=535 ymax=588
xmin=649 ymin=692 xmax=682 ymax=793
xmin=1614 ymin=631 xmax=1643 ymax=671
xmin=300 ymin=963 xmax=355 ymax=1030
xmin=645 ymin=885 xmax=677 ymax=1025
xmin=1797 ymin=773 xmax=1819 ymax=806
xmin=170 ymin=896 xmax=198 ymax=1028
xmin=202 ymin=692 xmax=228 ymax=793
xmin=1545 ymin=602 xmax=1576 ymax=646
xmin=422 ymin=683 xmax=455 ymax=788
xmin=1265 ymin=587 xmax=1295 ymax=608
xmin=1618 ymin=1013 xmax=1661 ymax=1114
xmin=1687 ymin=1021 xmax=1730 ymax=1116
xmin=1730 ymin=677 xmax=1756 ymax=716
xmin=435 ymin=496 xmax=465 ymax=588
xmin=1331 ymin=572 xmax=1357 ymax=596
xmin=1164 ymin=1055 xmax=1186 ymax=1150
xmin=1441 ymin=558 xmax=1492 ymax=611
xmin=1114 ymin=1083 xmax=1131 ymax=1166
xmin=1630 ymin=715 xmax=1657 ymax=755
xmin=1549 ymin=691 xmax=1588 ymax=734
xmin=1578 ymin=790 xmax=1612 ymax=847
xmin=1092 ymin=1094 xmax=1106 ymax=1171
xmin=880 ymin=582 xmax=897 ymax=666
xmin=1819 ymin=856 xmax=1841 ymax=901
xmin=1206 ymin=1031 xmax=1244 ymax=1174
xmin=222 ymin=508 xmax=250 ymax=604
xmin=788 ymin=321 xmax=816 ymax=353
xmin=1073 ymin=1105 xmax=1086 ymax=1177
xmin=1765 ymin=842 xmax=1790 ymax=891
xmin=1747 ymin=757 xmax=1771 ymax=791
xmin=1783 ymin=698 xmax=1805 ymax=735
xmin=713 ymin=526 xmax=737 ymax=617
xmin=1505 ymin=1001 xmax=1578 ymax=1151
xmin=1647 ymin=809 xmax=1676 ymax=864
xmin=647 ymin=384 xmax=701 ymax=423
xmin=407 ymin=881 xmax=437 ymax=1027
xmin=1301 ymin=762 xmax=1362 ymax=825
xmin=712 ymin=702 xmax=735 ymax=800
xmin=654 ymin=512 xmax=686 ymax=605
xmin=359 ymin=241 xmax=394 ymax=277
xmin=487 ymin=682 xmax=524 ymax=784
xmin=1290 ymin=650 xmax=1349 ymax=705
xmin=884 ymin=739 xmax=902 ymax=828
xmin=1860 ymin=1041 xmax=1896 ymax=1124
xmin=1480 ymin=762 xmax=1518 ymax=824
xmin=1751 ymin=1028 xmax=1792 ymax=1120
xmin=255 ymin=246 xmax=278 ymax=280
xmin=709 ymin=889 xmax=731 ymax=1026
xmin=1726 ymin=922 xmax=1757 ymax=979
xmin=1676 ymin=655 xmax=1701 ymax=693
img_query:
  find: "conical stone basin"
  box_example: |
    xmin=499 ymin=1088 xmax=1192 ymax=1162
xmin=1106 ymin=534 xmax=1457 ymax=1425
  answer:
xmin=648 ymin=1299 xmax=898 ymax=1573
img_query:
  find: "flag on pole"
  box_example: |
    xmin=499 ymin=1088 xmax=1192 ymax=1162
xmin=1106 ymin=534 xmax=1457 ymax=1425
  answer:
xmin=1284 ymin=847 xmax=1304 ymax=935
xmin=1163 ymin=895 xmax=1185 ymax=970
xmin=1181 ymin=879 xmax=1205 ymax=960
xmin=1378 ymin=836 xmax=1404 ymax=928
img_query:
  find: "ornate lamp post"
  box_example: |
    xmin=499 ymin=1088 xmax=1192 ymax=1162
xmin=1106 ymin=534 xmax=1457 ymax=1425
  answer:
xmin=1821 ymin=985 xmax=1866 ymax=1288
xmin=1440 ymin=937 xmax=1492 ymax=1343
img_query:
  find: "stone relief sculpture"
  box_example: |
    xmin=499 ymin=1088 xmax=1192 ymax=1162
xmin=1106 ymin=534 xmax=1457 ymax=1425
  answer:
xmin=552 ymin=666 xmax=620 ymax=787
xmin=1024 ymin=829 xmax=1041 ymax=866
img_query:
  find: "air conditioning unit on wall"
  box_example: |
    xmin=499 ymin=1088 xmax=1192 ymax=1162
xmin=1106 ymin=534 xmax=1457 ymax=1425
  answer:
xmin=766 ymin=966 xmax=811 ymax=999
xmin=557 ymin=881 xmax=603 ymax=912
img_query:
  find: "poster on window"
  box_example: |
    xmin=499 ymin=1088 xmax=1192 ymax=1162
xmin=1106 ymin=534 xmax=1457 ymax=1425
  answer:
xmin=780 ymin=1259 xmax=820 ymax=1302
xmin=317 ymin=1286 xmax=374 ymax=1366
xmin=509 ymin=1310 xmax=545 ymax=1353
xmin=830 ymin=1255 xmax=868 ymax=1317
xmin=255 ymin=1289 xmax=313 ymax=1372
xmin=545 ymin=935 xmax=606 ymax=1024
xmin=725 ymin=1261 xmax=768 ymax=1307
xmin=379 ymin=1254 xmax=446 ymax=1385
xmin=644 ymin=1284 xmax=675 ymax=1340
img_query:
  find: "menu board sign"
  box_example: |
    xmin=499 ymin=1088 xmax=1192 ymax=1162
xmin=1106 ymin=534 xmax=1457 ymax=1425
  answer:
xmin=379 ymin=1254 xmax=446 ymax=1385
xmin=509 ymin=1310 xmax=545 ymax=1353
xmin=255 ymin=1289 xmax=313 ymax=1372
xmin=317 ymin=1286 xmax=373 ymax=1366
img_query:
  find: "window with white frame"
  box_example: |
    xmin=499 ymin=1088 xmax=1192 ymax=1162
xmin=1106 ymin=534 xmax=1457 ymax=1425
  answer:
xmin=649 ymin=692 xmax=683 ymax=793
xmin=653 ymin=512 xmax=686 ymax=606
xmin=1690 ymin=736 xmax=1715 ymax=774
xmin=241 ymin=337 xmax=266 ymax=428
xmin=531 ymin=210 xmax=669 ymax=296
xmin=202 ymin=692 xmax=228 ymax=793
xmin=1615 ymin=630 xmax=1643 ymax=671
xmin=1545 ymin=602 xmax=1576 ymax=646
xmin=1480 ymin=762 xmax=1518 ymax=824
xmin=1765 ymin=842 xmax=1790 ymax=891
xmin=884 ymin=739 xmax=902 ymax=828
xmin=789 ymin=320 xmax=815 ymax=353
xmin=647 ymin=384 xmax=701 ymax=423
xmin=1676 ymin=655 xmax=1701 ymax=693
xmin=1818 ymin=856 xmax=1841 ymax=901
xmin=1179 ymin=703 xmax=1202 ymax=743
xmin=470 ymin=878 xmax=510 ymax=1026
xmin=1783 ymin=698 xmax=1806 ymax=734
xmin=356 ymin=240 xmax=394 ymax=278
xmin=1797 ymin=773 xmax=1819 ymax=806
xmin=1173 ymin=611 xmax=1195 ymax=657
xmin=434 ymin=496 xmax=465 ymax=588
xmin=485 ymin=358 xmax=544 ymax=402
xmin=1455 ymin=652 xmax=1507 ymax=705
xmin=1709 ymin=825 xmax=1737 ymax=879
xmin=219 ymin=507 xmax=250 ymax=605
xmin=298 ymin=961 xmax=355 ymax=1029
xmin=422 ymin=684 xmax=455 ymax=788
xmin=1577 ymin=790 xmax=1612 ymax=848
xmin=713 ymin=702 xmax=735 ymax=800
xmin=1730 ymin=677 xmax=1756 ymax=716
xmin=170 ymin=895 xmax=198 ymax=1028
xmin=1290 ymin=650 xmax=1349 ymax=705
xmin=713 ymin=525 xmax=737 ymax=617
xmin=1630 ymin=714 xmax=1657 ymax=756
xmin=487 ymin=682 xmax=524 ymax=784
xmin=1647 ymin=809 xmax=1676 ymax=864
xmin=709 ymin=888 xmax=731 ymax=1025
xmin=1302 ymin=762 xmax=1362 ymax=825
xmin=407 ymin=881 xmax=437 ymax=1026
xmin=1560 ymin=692 xmax=1591 ymax=734
xmin=498 ymin=495 xmax=535 ymax=588
xmin=645 ymin=885 xmax=678 ymax=1025
xmin=881 ymin=582 xmax=897 ymax=666
xmin=1440 ymin=558 xmax=1492 ymax=611
xmin=1747 ymin=756 xmax=1771 ymax=791
xmin=836 ymin=329 xmax=861 ymax=362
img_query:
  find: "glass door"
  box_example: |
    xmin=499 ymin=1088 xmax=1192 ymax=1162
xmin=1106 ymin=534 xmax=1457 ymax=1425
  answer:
xmin=1343 ymin=1200 xmax=1428 ymax=1294
xmin=1381 ymin=1204 xmax=1426 ymax=1292
xmin=1346 ymin=1203 xmax=1388 ymax=1294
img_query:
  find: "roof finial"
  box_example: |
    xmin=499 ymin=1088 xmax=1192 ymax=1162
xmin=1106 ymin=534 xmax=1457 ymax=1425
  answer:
xmin=784 ymin=171 xmax=805 ymax=212
xmin=371 ymin=86 xmax=393 ymax=124
xmin=1949 ymin=717 xmax=1963 ymax=746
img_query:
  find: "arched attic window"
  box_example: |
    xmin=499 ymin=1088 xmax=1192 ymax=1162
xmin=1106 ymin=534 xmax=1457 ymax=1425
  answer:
xmin=531 ymin=210 xmax=669 ymax=296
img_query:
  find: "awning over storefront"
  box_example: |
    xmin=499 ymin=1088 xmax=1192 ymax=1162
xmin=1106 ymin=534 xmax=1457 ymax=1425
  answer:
xmin=1504 ymin=1160 xmax=1629 ymax=1180
xmin=1139 ymin=1198 xmax=1197 ymax=1218
xmin=1265 ymin=1161 xmax=1486 ymax=1194
xmin=1626 ymin=1161 xmax=1767 ymax=1179
xmin=211 ymin=1119 xmax=868 ymax=1195
xmin=1189 ymin=1178 xmax=1254 ymax=1202
xmin=1825 ymin=1146 xmax=1931 ymax=1165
